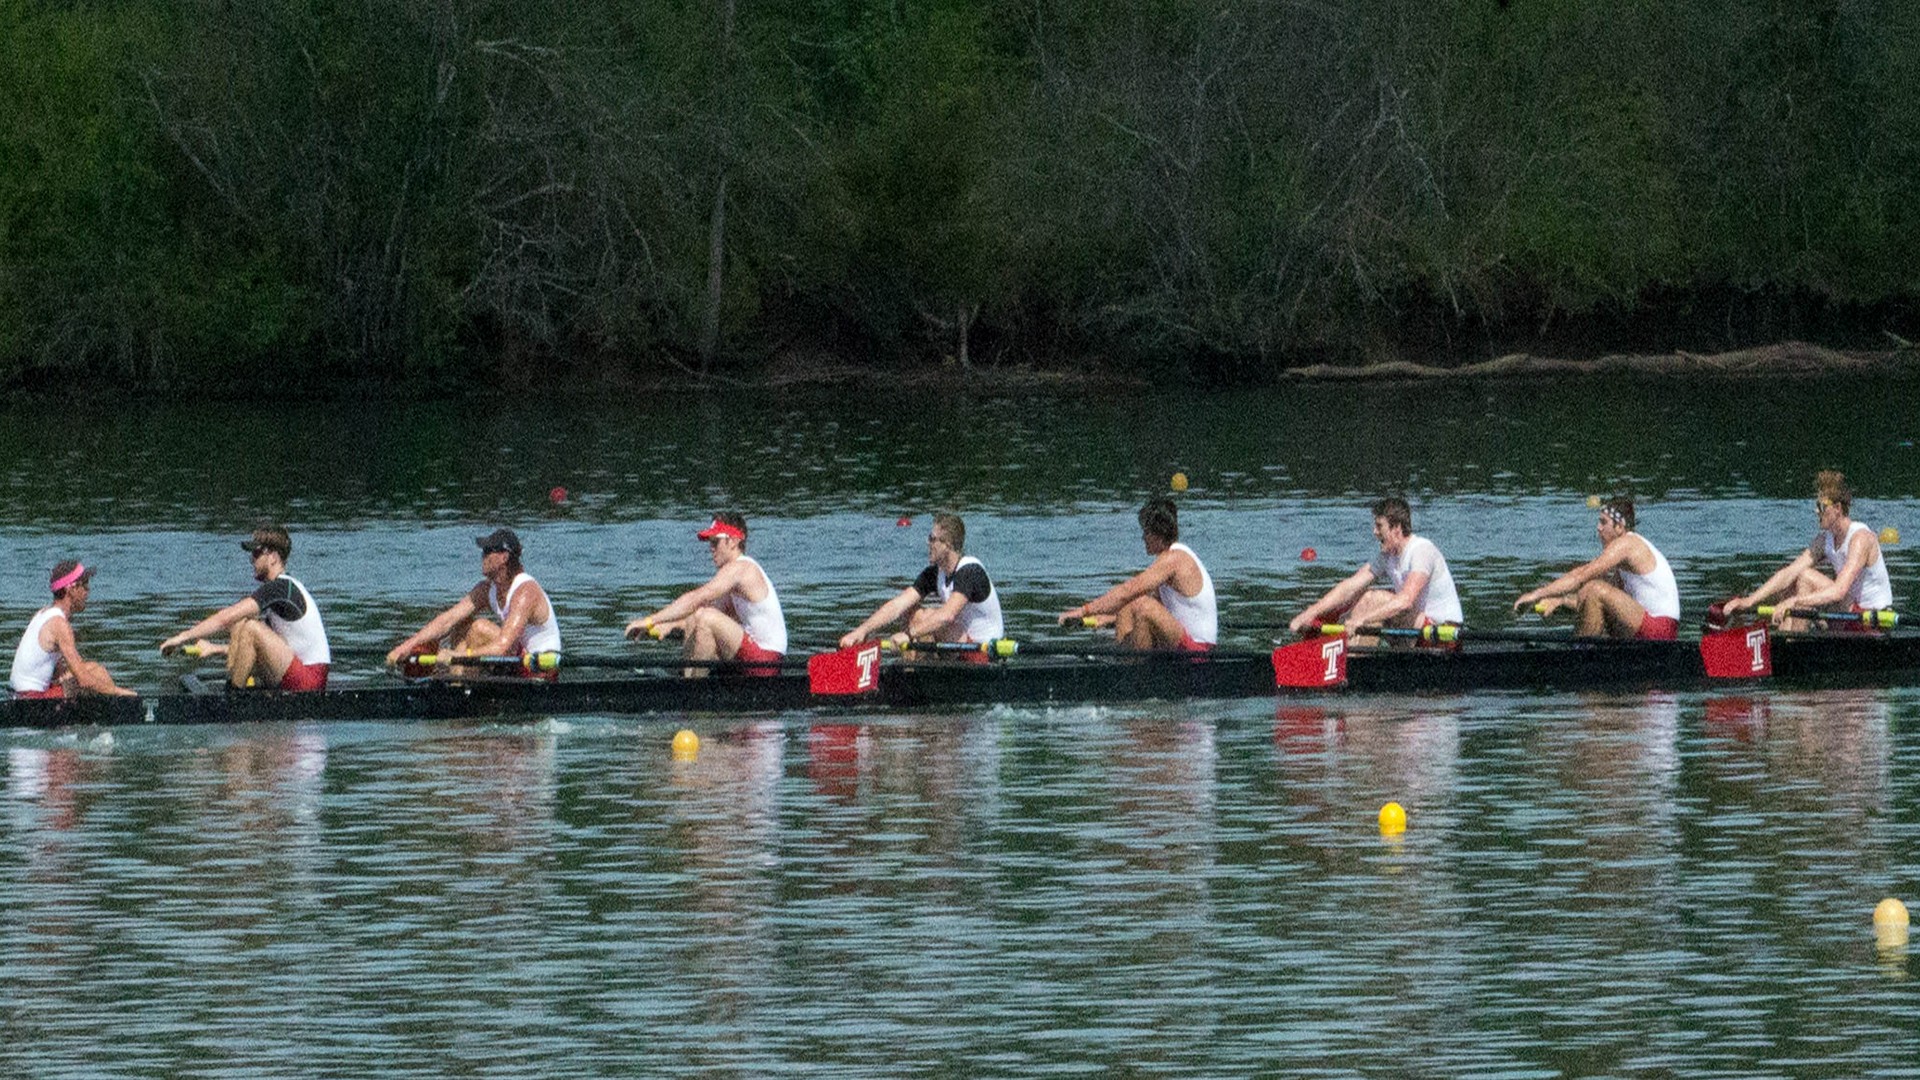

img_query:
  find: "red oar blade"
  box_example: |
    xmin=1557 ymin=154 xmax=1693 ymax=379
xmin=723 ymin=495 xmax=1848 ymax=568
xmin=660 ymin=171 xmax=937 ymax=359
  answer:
xmin=1700 ymin=623 xmax=1771 ymax=679
xmin=1273 ymin=635 xmax=1348 ymax=689
xmin=808 ymin=643 xmax=884 ymax=696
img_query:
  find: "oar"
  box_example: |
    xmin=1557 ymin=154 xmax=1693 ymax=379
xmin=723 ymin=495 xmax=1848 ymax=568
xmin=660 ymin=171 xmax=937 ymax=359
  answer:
xmin=880 ymin=638 xmax=1021 ymax=657
xmin=405 ymin=650 xmax=810 ymax=672
xmin=1313 ymin=623 xmax=1576 ymax=645
xmin=1755 ymin=605 xmax=1900 ymax=630
xmin=883 ymin=637 xmax=1268 ymax=660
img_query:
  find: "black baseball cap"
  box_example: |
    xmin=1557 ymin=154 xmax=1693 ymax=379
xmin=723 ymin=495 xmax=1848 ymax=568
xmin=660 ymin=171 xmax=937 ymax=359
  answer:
xmin=475 ymin=528 xmax=522 ymax=555
xmin=240 ymin=524 xmax=292 ymax=559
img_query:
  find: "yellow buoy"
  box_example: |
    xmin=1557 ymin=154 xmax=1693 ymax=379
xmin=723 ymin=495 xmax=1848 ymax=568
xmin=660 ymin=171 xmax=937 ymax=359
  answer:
xmin=1880 ymin=526 xmax=1900 ymax=545
xmin=671 ymin=729 xmax=700 ymax=759
xmin=1586 ymin=494 xmax=1602 ymax=508
xmin=1378 ymin=801 xmax=1407 ymax=835
xmin=1875 ymin=897 xmax=1909 ymax=930
xmin=1171 ymin=472 xmax=1189 ymax=492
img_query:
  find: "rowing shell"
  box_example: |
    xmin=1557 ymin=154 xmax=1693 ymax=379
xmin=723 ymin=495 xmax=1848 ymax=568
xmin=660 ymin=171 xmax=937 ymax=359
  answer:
xmin=4 ymin=633 xmax=1918 ymax=730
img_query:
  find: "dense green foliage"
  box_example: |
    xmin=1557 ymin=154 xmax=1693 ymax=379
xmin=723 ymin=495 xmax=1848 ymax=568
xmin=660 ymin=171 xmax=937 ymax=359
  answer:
xmin=3 ymin=0 xmax=1917 ymax=386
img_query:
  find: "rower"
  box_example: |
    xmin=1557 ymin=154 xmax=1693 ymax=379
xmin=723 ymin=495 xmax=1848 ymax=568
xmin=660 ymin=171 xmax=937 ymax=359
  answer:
xmin=385 ymin=527 xmax=562 ymax=675
xmin=1722 ymin=470 xmax=1894 ymax=628
xmin=1512 ymin=497 xmax=1680 ymax=639
xmin=625 ymin=514 xmax=786 ymax=677
xmin=838 ymin=511 xmax=1004 ymax=651
xmin=160 ymin=525 xmax=332 ymax=690
xmin=1058 ymin=497 xmax=1216 ymax=651
xmin=11 ymin=561 xmax=136 ymax=699
xmin=1287 ymin=497 xmax=1462 ymax=640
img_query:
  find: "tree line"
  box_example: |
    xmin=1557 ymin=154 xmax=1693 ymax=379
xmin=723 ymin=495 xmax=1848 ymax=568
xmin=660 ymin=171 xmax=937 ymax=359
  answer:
xmin=4 ymin=0 xmax=1917 ymax=389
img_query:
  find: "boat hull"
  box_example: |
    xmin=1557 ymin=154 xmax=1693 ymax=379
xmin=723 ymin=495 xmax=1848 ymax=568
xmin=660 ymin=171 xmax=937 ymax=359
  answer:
xmin=3 ymin=633 xmax=1916 ymax=729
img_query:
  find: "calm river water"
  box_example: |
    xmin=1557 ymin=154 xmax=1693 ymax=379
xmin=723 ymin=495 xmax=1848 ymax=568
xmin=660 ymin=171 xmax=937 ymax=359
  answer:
xmin=4 ymin=377 xmax=1920 ymax=1075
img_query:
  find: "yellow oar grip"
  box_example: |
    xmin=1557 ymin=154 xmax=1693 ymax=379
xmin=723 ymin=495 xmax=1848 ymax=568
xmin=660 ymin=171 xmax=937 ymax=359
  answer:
xmin=1080 ymin=616 xmax=1100 ymax=628
xmin=183 ymin=643 xmax=204 ymax=658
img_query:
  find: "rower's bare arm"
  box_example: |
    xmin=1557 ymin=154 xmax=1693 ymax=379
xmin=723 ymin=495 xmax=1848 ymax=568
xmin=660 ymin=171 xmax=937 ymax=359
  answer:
xmin=841 ymin=587 xmax=923 ymax=648
xmin=908 ymin=591 xmax=970 ymax=638
xmin=1290 ymin=568 xmax=1374 ymax=632
xmin=486 ymin=587 xmax=545 ymax=657
xmin=1065 ymin=556 xmax=1178 ymax=623
xmin=50 ymin=620 xmax=135 ymax=696
xmin=1805 ymin=534 xmax=1879 ymax=609
xmin=1376 ymin=570 xmax=1431 ymax=623
xmin=161 ymin=597 xmax=261 ymax=654
xmin=1516 ymin=542 xmax=1631 ymax=610
xmin=1728 ymin=549 xmax=1816 ymax=612
xmin=632 ymin=569 xmax=740 ymax=636
xmin=388 ymin=594 xmax=478 ymax=663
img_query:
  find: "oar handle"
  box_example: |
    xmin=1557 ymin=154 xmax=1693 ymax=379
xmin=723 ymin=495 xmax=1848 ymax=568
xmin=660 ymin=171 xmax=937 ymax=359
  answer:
xmin=1314 ymin=623 xmax=1437 ymax=640
xmin=405 ymin=651 xmax=562 ymax=672
xmin=879 ymin=638 xmax=1019 ymax=657
xmin=1754 ymin=606 xmax=1899 ymax=629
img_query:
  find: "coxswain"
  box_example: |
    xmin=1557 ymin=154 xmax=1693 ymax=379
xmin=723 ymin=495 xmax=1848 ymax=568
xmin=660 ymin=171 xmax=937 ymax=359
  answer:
xmin=11 ymin=561 xmax=136 ymax=698
xmin=1287 ymin=497 xmax=1463 ymax=638
xmin=1058 ymin=497 xmax=1217 ymax=651
xmin=839 ymin=511 xmax=1005 ymax=650
xmin=625 ymin=514 xmax=786 ymax=676
xmin=385 ymin=527 xmax=562 ymax=674
xmin=1721 ymin=470 xmax=1894 ymax=627
xmin=160 ymin=525 xmax=332 ymax=690
xmin=1512 ymin=497 xmax=1680 ymax=639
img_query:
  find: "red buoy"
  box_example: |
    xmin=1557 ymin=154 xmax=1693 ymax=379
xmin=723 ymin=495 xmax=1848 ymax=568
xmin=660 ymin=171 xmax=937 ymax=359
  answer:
xmin=896 ymin=516 xmax=912 ymax=527
xmin=1300 ymin=547 xmax=1317 ymax=562
xmin=550 ymin=486 xmax=568 ymax=504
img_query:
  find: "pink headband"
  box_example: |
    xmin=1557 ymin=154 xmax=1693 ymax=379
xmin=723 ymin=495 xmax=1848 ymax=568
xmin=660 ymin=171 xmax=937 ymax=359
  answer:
xmin=50 ymin=564 xmax=88 ymax=593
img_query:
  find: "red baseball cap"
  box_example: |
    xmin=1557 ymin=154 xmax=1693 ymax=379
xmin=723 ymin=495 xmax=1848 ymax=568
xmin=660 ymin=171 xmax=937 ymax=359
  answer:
xmin=696 ymin=519 xmax=746 ymax=542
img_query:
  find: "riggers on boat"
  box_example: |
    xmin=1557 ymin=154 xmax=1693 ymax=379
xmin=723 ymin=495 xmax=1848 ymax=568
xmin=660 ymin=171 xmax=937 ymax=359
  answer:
xmin=6 ymin=629 xmax=1920 ymax=730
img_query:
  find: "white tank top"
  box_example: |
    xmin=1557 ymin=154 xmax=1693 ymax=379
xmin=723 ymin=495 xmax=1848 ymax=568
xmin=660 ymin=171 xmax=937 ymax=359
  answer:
xmin=266 ymin=575 xmax=332 ymax=665
xmin=1824 ymin=522 xmax=1894 ymax=609
xmin=1155 ymin=543 xmax=1218 ymax=644
xmin=1367 ymin=535 xmax=1464 ymax=624
xmin=490 ymin=573 xmax=563 ymax=654
xmin=941 ymin=555 xmax=1004 ymax=642
xmin=723 ymin=556 xmax=787 ymax=654
xmin=1618 ymin=536 xmax=1681 ymax=620
xmin=10 ymin=608 xmax=65 ymax=693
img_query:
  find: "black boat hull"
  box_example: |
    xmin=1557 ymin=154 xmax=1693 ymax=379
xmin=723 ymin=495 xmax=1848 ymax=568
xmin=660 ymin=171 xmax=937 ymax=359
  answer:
xmin=4 ymin=633 xmax=1917 ymax=729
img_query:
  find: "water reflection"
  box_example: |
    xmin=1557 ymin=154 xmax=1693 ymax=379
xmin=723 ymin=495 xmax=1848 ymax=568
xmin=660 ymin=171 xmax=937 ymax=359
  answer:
xmin=5 ymin=692 xmax=1920 ymax=1073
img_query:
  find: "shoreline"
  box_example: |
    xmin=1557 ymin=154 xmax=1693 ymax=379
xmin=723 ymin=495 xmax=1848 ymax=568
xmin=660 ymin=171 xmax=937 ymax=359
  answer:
xmin=6 ymin=340 xmax=1916 ymax=404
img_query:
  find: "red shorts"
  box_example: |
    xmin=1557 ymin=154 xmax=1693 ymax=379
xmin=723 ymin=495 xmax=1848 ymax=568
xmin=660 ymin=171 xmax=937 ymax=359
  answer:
xmin=1175 ymin=632 xmax=1215 ymax=653
xmin=278 ymin=658 xmax=329 ymax=692
xmin=1634 ymin=616 xmax=1679 ymax=641
xmin=733 ymin=634 xmax=784 ymax=677
xmin=14 ymin=685 xmax=65 ymax=700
